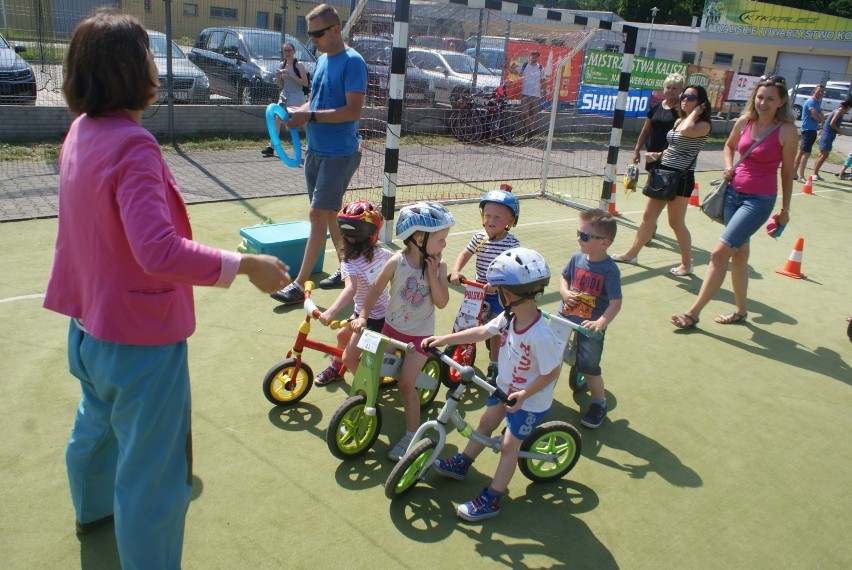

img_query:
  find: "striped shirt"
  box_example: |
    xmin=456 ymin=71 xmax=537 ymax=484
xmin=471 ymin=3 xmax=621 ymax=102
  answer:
xmin=661 ymin=127 xmax=708 ymax=172
xmin=341 ymin=246 xmax=392 ymax=318
xmin=465 ymin=231 xmax=521 ymax=284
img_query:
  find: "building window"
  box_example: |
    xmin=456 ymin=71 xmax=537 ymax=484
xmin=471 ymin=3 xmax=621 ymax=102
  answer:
xmin=183 ymin=3 xmax=197 ymax=17
xmin=296 ymin=17 xmax=307 ymax=36
xmin=211 ymin=6 xmax=238 ymax=20
xmin=257 ymin=12 xmax=269 ymax=29
xmin=604 ymin=43 xmax=620 ymax=53
xmin=713 ymin=52 xmax=734 ymax=67
xmin=274 ymin=13 xmax=282 ymax=32
xmin=749 ymin=56 xmax=767 ymax=76
xmin=681 ymin=52 xmax=695 ymax=64
xmin=144 ymin=0 xmax=151 ymax=12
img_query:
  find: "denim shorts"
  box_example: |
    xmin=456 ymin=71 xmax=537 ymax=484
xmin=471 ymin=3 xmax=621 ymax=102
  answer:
xmin=575 ymin=330 xmax=605 ymax=377
xmin=484 ymin=396 xmax=550 ymax=440
xmin=799 ymin=130 xmax=817 ymax=152
xmin=304 ymin=150 xmax=362 ymax=211
xmin=819 ymin=130 xmax=837 ymax=152
xmin=719 ymin=186 xmax=776 ymax=250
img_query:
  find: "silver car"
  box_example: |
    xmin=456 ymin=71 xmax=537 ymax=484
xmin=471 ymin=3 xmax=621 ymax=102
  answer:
xmin=408 ymin=48 xmax=501 ymax=105
xmin=788 ymin=83 xmax=851 ymax=122
xmin=148 ymin=31 xmax=210 ymax=104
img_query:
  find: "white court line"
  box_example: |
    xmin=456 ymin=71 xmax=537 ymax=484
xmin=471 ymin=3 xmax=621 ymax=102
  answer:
xmin=0 ymin=293 xmax=45 ymax=304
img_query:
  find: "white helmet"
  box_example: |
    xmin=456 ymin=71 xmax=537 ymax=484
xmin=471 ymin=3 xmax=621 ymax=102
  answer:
xmin=487 ymin=247 xmax=550 ymax=299
xmin=395 ymin=202 xmax=456 ymax=242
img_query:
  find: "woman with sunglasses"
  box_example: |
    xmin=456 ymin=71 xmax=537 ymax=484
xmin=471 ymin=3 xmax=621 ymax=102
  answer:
xmin=262 ymin=42 xmax=309 ymax=157
xmin=671 ymin=75 xmax=798 ymax=329
xmin=613 ymin=85 xmax=712 ymax=277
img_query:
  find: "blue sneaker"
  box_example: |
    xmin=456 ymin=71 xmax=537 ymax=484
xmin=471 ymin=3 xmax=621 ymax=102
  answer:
xmin=456 ymin=488 xmax=501 ymax=522
xmin=581 ymin=403 xmax=607 ymax=429
xmin=432 ymin=453 xmax=470 ymax=481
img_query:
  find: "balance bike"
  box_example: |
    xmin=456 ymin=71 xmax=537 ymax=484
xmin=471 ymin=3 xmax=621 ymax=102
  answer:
xmin=442 ymin=278 xmax=489 ymax=387
xmin=326 ymin=330 xmax=443 ymax=460
xmin=262 ymin=281 xmax=350 ymax=406
xmin=547 ymin=308 xmax=589 ymax=394
xmin=384 ymin=312 xmax=603 ymax=499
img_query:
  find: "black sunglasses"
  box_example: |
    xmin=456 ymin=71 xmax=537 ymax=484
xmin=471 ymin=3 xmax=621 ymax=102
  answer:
xmin=758 ymin=75 xmax=786 ymax=84
xmin=577 ymin=230 xmax=607 ymax=242
xmin=307 ymin=24 xmax=336 ymax=38
xmin=679 ymin=93 xmax=698 ymax=101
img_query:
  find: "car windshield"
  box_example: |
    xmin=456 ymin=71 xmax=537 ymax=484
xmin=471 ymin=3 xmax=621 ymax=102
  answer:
xmin=242 ymin=31 xmax=313 ymax=62
xmin=0 ymin=35 xmax=10 ymax=49
xmin=149 ymin=34 xmax=187 ymax=60
xmin=358 ymin=43 xmax=391 ymax=64
xmin=443 ymin=52 xmax=492 ymax=74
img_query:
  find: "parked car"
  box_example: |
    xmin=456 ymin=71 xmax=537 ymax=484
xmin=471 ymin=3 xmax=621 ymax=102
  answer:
xmin=789 ymin=83 xmax=852 ymax=122
xmin=0 ymin=32 xmax=36 ymax=105
xmin=412 ymin=36 xmax=465 ymax=52
xmin=408 ymin=48 xmax=501 ymax=105
xmin=350 ymin=36 xmax=434 ymax=106
xmin=464 ymin=47 xmax=505 ymax=75
xmin=148 ymin=31 xmax=210 ymax=104
xmin=189 ymin=27 xmax=315 ymax=105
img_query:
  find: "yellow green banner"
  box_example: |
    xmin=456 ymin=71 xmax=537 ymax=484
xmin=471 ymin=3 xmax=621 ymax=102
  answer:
xmin=701 ymin=0 xmax=852 ymax=41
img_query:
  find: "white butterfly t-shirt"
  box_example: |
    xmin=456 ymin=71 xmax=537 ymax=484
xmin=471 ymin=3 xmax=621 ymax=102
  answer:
xmin=385 ymin=252 xmax=435 ymax=335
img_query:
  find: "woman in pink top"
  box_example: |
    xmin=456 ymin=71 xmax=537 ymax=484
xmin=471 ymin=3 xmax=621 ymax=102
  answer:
xmin=671 ymin=76 xmax=797 ymax=329
xmin=43 ymin=10 xmax=288 ymax=569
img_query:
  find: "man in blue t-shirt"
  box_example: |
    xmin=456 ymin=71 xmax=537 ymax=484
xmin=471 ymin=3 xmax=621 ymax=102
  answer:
xmin=794 ymin=84 xmax=825 ymax=183
xmin=271 ymin=4 xmax=368 ymax=304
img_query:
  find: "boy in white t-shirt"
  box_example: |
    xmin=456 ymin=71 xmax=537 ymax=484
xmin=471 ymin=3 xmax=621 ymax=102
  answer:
xmin=423 ymin=247 xmax=562 ymax=522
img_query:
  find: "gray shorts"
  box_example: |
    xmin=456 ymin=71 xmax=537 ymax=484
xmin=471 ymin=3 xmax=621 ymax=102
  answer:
xmin=304 ymin=150 xmax=362 ymax=211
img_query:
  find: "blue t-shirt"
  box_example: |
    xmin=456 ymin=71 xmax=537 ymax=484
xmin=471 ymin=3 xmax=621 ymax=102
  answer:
xmin=801 ymin=97 xmax=822 ymax=132
xmin=307 ymin=47 xmax=368 ymax=156
xmin=560 ymin=253 xmax=622 ymax=323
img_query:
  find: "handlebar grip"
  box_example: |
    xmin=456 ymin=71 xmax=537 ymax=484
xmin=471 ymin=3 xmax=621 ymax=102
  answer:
xmin=305 ymin=281 xmax=315 ymax=293
xmin=387 ymin=337 xmax=416 ymax=354
xmin=576 ymin=325 xmax=604 ymax=341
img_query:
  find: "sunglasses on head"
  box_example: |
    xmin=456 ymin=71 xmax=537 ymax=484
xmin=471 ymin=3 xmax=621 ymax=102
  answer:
xmin=758 ymin=75 xmax=786 ymax=85
xmin=679 ymin=93 xmax=698 ymax=101
xmin=307 ymin=24 xmax=335 ymax=38
xmin=577 ymin=230 xmax=607 ymax=242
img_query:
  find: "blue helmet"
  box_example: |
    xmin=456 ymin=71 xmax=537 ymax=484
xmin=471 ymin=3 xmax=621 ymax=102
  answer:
xmin=486 ymin=247 xmax=550 ymax=297
xmin=396 ymin=202 xmax=456 ymax=241
xmin=480 ymin=189 xmax=520 ymax=227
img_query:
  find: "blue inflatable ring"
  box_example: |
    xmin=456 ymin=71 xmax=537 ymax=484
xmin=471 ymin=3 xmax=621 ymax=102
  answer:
xmin=265 ymin=103 xmax=302 ymax=168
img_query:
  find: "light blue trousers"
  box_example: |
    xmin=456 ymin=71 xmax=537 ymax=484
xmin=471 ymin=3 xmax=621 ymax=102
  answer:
xmin=66 ymin=320 xmax=192 ymax=570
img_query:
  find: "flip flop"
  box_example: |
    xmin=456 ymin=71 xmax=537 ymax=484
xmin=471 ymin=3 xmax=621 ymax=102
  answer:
xmin=715 ymin=312 xmax=748 ymax=325
xmin=671 ymin=313 xmax=698 ymax=329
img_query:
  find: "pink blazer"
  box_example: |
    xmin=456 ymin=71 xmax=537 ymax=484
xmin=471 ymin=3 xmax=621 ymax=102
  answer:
xmin=44 ymin=111 xmax=240 ymax=346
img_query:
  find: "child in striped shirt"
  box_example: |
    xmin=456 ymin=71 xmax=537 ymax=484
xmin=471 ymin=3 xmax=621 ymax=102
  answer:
xmin=449 ymin=186 xmax=521 ymax=384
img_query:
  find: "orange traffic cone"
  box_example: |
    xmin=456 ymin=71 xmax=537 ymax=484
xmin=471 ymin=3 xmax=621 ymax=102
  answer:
xmin=801 ymin=176 xmax=813 ymax=195
xmin=688 ymin=182 xmax=700 ymax=207
xmin=776 ymin=237 xmax=807 ymax=279
xmin=608 ymin=183 xmax=621 ymax=217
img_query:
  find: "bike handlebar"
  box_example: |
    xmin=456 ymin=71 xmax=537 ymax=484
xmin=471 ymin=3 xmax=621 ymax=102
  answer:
xmin=302 ymin=280 xmax=350 ymax=330
xmin=389 ymin=337 xmax=416 ymax=355
xmin=540 ymin=309 xmax=604 ymax=340
xmin=448 ymin=276 xmax=487 ymax=289
xmin=425 ymin=346 xmax=514 ymax=406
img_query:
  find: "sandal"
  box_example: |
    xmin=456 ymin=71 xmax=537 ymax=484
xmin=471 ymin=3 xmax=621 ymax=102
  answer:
xmin=715 ymin=312 xmax=748 ymax=325
xmin=671 ymin=313 xmax=698 ymax=329
xmin=669 ymin=264 xmax=694 ymax=277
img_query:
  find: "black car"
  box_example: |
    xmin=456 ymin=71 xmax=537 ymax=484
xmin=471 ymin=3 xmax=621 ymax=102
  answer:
xmin=351 ymin=36 xmax=434 ymax=107
xmin=189 ymin=27 xmax=314 ymax=105
xmin=0 ymin=33 xmax=36 ymax=105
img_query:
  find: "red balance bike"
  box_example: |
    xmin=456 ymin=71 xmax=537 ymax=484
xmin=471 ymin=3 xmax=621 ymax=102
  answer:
xmin=442 ymin=278 xmax=489 ymax=387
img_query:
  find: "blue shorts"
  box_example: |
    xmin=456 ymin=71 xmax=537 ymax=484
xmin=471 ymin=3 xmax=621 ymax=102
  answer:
xmin=304 ymin=150 xmax=361 ymax=211
xmin=575 ymin=329 xmax=605 ymax=376
xmin=485 ymin=396 xmax=550 ymax=439
xmin=719 ymin=185 xmax=776 ymax=250
xmin=819 ymin=129 xmax=837 ymax=152
xmin=799 ymin=130 xmax=817 ymax=152
xmin=483 ymin=292 xmax=503 ymax=318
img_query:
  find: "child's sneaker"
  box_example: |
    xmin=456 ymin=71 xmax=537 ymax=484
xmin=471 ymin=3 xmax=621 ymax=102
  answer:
xmin=581 ymin=403 xmax=607 ymax=429
xmin=485 ymin=363 xmax=498 ymax=385
xmin=432 ymin=453 xmax=470 ymax=481
xmin=456 ymin=488 xmax=501 ymax=522
xmin=314 ymin=364 xmax=343 ymax=386
xmin=388 ymin=432 xmax=414 ymax=462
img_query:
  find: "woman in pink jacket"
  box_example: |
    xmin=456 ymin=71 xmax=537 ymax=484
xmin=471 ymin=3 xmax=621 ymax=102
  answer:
xmin=43 ymin=10 xmax=289 ymax=569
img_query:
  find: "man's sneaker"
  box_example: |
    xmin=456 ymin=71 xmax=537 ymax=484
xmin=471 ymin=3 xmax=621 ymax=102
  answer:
xmin=270 ymin=282 xmax=304 ymax=304
xmin=388 ymin=433 xmax=414 ymax=462
xmin=318 ymin=268 xmax=344 ymax=289
xmin=456 ymin=488 xmax=501 ymax=522
xmin=261 ymin=145 xmax=275 ymax=157
xmin=433 ymin=453 xmax=470 ymax=481
xmin=812 ymin=174 xmax=825 ymax=181
xmin=581 ymin=403 xmax=607 ymax=429
xmin=314 ymin=364 xmax=343 ymax=386
xmin=485 ymin=363 xmax=498 ymax=385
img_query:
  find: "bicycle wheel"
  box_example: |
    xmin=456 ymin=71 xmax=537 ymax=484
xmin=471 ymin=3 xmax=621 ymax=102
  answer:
xmin=441 ymin=343 xmax=477 ymax=388
xmin=449 ymin=111 xmax=465 ymax=141
xmin=262 ymin=358 xmax=313 ymax=406
xmin=326 ymin=394 xmax=383 ymax=460
xmin=499 ymin=111 xmax=524 ymax=145
xmin=518 ymin=421 xmax=582 ymax=482
xmin=417 ymin=355 xmax=442 ymax=409
xmin=463 ymin=113 xmax=484 ymax=143
xmin=384 ymin=437 xmax=438 ymax=499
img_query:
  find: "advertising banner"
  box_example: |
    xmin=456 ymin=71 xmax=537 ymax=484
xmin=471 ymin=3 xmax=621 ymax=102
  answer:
xmin=728 ymin=73 xmax=762 ymax=101
xmin=701 ymin=0 xmax=852 ymax=42
xmin=686 ymin=65 xmax=731 ymax=110
xmin=582 ymin=50 xmax=689 ymax=90
xmin=503 ymin=42 xmax=582 ymax=103
xmin=577 ymin=85 xmax=652 ymax=117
